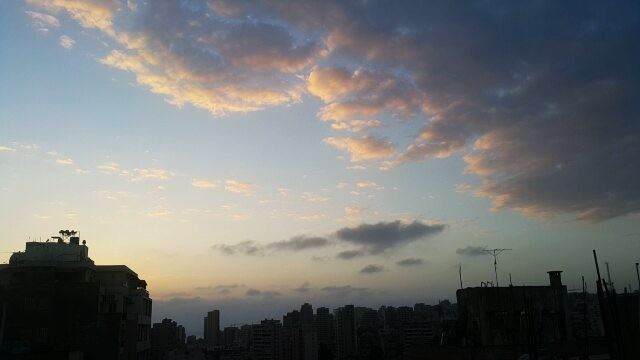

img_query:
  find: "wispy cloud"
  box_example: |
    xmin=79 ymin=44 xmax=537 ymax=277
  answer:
xmin=58 ymin=35 xmax=75 ymax=49
xmin=192 ymin=179 xmax=217 ymax=188
xmin=25 ymin=10 xmax=59 ymax=33
xmin=132 ymin=168 xmax=173 ymax=181
xmin=336 ymin=249 xmax=365 ymax=260
xmin=212 ymin=240 xmax=262 ymax=256
xmin=0 ymin=145 xmax=17 ymax=152
xmin=266 ymin=235 xmax=331 ymax=251
xmin=301 ymin=192 xmax=329 ymax=203
xmin=324 ymin=136 xmax=395 ymax=162
xmin=225 ymin=180 xmax=253 ymax=196
xmin=55 ymin=157 xmax=74 ymax=165
xmin=213 ymin=235 xmax=331 ymax=256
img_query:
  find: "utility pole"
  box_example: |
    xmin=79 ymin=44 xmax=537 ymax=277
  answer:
xmin=483 ymin=248 xmax=512 ymax=287
xmin=635 ymin=263 xmax=639 ymax=293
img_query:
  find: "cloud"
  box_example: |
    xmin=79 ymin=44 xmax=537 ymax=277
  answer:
xmin=97 ymin=162 xmax=129 ymax=176
xmin=225 ymin=180 xmax=253 ymax=196
xmin=335 ymin=220 xmax=445 ymax=254
xmin=55 ymin=157 xmax=74 ymax=165
xmin=26 ymin=0 xmax=120 ymax=35
xmin=194 ymin=284 xmax=244 ymax=295
xmin=59 ymin=35 xmax=75 ymax=49
xmin=344 ymin=206 xmax=365 ymax=218
xmin=132 ymin=168 xmax=173 ymax=181
xmin=324 ymin=136 xmax=395 ymax=162
xmin=293 ymin=282 xmax=311 ymax=293
xmin=456 ymin=246 xmax=487 ymax=257
xmin=396 ymin=258 xmax=424 ymax=267
xmin=320 ymin=285 xmax=371 ymax=298
xmin=27 ymin=0 xmax=314 ymax=115
xmin=301 ymin=192 xmax=330 ymax=203
xmin=25 ymin=10 xmax=60 ymax=32
xmin=308 ymin=66 xmax=426 ymax=131
xmin=266 ymin=235 xmax=331 ymax=251
xmin=355 ymin=181 xmax=377 ymax=189
xmin=212 ymin=240 xmax=262 ymax=256
xmin=214 ymin=235 xmax=330 ymax=256
xmin=335 ymin=249 xmax=365 ymax=260
xmin=360 ymin=264 xmax=384 ymax=274
xmin=192 ymin=179 xmax=217 ymax=188
xmin=25 ymin=0 xmax=640 ymax=221
xmin=245 ymin=288 xmax=281 ymax=297
xmin=0 ymin=145 xmax=17 ymax=152
xmin=146 ymin=207 xmax=171 ymax=217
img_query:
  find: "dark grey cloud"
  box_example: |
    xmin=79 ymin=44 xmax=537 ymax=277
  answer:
xmin=396 ymin=258 xmax=424 ymax=267
xmin=335 ymin=220 xmax=445 ymax=254
xmin=360 ymin=264 xmax=384 ymax=274
xmin=275 ymin=0 xmax=640 ymax=222
xmin=212 ymin=241 xmax=262 ymax=256
xmin=213 ymin=235 xmax=330 ymax=256
xmin=336 ymin=249 xmax=366 ymax=260
xmin=456 ymin=246 xmax=487 ymax=257
xmin=266 ymin=235 xmax=331 ymax=251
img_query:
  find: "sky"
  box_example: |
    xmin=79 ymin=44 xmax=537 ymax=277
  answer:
xmin=1 ymin=0 xmax=639 ymax=336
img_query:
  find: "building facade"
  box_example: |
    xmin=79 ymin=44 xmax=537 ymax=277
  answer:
xmin=0 ymin=231 xmax=152 ymax=359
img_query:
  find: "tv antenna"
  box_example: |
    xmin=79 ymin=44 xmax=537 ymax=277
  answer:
xmin=482 ymin=248 xmax=512 ymax=287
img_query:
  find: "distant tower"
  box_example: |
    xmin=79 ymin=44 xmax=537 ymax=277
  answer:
xmin=204 ymin=310 xmax=221 ymax=348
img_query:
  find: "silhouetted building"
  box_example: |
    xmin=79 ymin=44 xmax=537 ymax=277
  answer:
xmin=282 ymin=305 xmax=317 ymax=360
xmin=333 ymin=306 xmax=357 ymax=360
xmin=251 ymin=319 xmax=282 ymax=360
xmin=314 ymin=308 xmax=334 ymax=360
xmin=223 ymin=326 xmax=240 ymax=349
xmin=0 ymin=231 xmax=152 ymax=359
xmin=150 ymin=318 xmax=185 ymax=360
xmin=456 ymin=271 xmax=570 ymax=357
xmin=204 ymin=310 xmax=221 ymax=349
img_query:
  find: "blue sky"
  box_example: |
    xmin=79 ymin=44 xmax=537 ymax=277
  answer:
xmin=1 ymin=0 xmax=639 ymax=334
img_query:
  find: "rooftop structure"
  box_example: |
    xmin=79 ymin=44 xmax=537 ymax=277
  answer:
xmin=0 ymin=230 xmax=152 ymax=360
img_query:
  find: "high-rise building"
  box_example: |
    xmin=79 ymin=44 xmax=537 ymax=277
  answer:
xmin=204 ymin=309 xmax=221 ymax=349
xmin=300 ymin=303 xmax=314 ymax=326
xmin=282 ymin=305 xmax=318 ymax=360
xmin=150 ymin=318 xmax=186 ymax=360
xmin=0 ymin=231 xmax=152 ymax=359
xmin=223 ymin=326 xmax=240 ymax=349
xmin=314 ymin=307 xmax=334 ymax=360
xmin=251 ymin=319 xmax=283 ymax=360
xmin=333 ymin=305 xmax=357 ymax=360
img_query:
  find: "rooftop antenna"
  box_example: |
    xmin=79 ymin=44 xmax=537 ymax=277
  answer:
xmin=605 ymin=262 xmax=614 ymax=291
xmin=482 ymin=248 xmax=512 ymax=287
xmin=458 ymin=263 xmax=463 ymax=290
